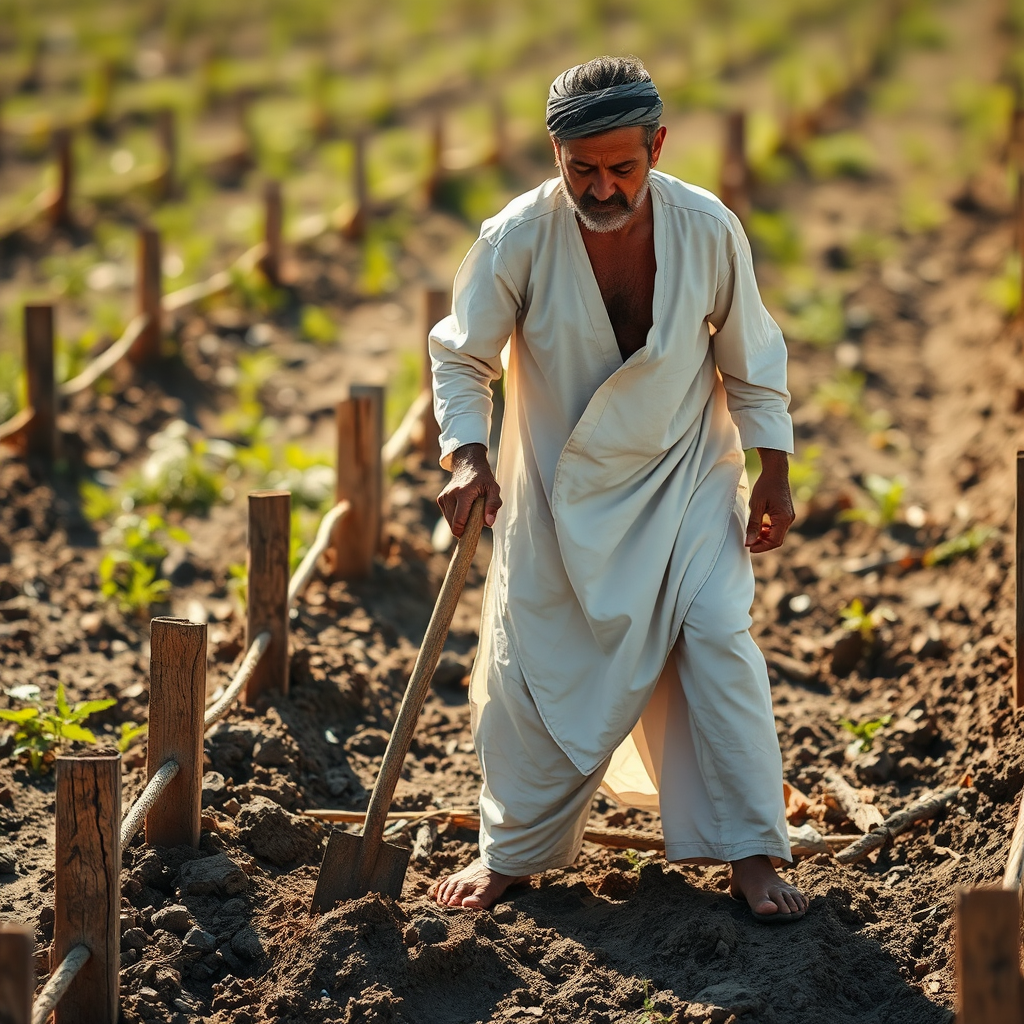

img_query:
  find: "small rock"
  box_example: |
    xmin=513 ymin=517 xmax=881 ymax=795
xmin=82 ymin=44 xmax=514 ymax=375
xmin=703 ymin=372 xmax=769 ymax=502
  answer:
xmin=122 ymin=927 xmax=149 ymax=952
xmin=182 ymin=927 xmax=217 ymax=953
xmin=431 ymin=651 xmax=471 ymax=689
xmin=411 ymin=914 xmax=447 ymax=945
xmin=714 ymin=939 xmax=730 ymax=958
xmin=135 ymin=850 xmax=165 ymax=888
xmin=855 ymin=750 xmax=894 ymax=783
xmin=234 ymin=796 xmax=322 ymax=866
xmin=178 ymin=853 xmax=248 ymax=897
xmin=830 ymin=632 xmax=864 ymax=677
xmin=151 ymin=905 xmax=192 ymax=934
xmin=153 ymin=930 xmax=181 ymax=958
xmin=202 ymin=772 xmax=228 ymax=808
xmin=230 ymin=926 xmax=264 ymax=960
xmin=222 ymin=798 xmax=242 ymax=817
xmin=252 ymin=734 xmax=297 ymax=768
xmin=345 ymin=728 xmax=390 ymax=756
xmin=0 ymin=844 xmax=17 ymax=874
xmin=491 ymin=905 xmax=515 ymax=924
xmin=80 ymin=611 xmax=104 ymax=637
xmin=403 ymin=925 xmax=419 ymax=946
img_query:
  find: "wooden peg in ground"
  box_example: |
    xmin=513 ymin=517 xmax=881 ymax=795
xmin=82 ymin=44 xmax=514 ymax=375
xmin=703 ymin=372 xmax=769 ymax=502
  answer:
xmin=824 ymin=770 xmax=885 ymax=834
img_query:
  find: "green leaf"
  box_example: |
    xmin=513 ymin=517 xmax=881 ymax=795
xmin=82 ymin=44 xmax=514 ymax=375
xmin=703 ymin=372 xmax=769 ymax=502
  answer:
xmin=58 ymin=722 xmax=97 ymax=744
xmin=55 ymin=683 xmax=71 ymax=719
xmin=117 ymin=722 xmax=148 ymax=752
xmin=71 ymin=698 xmax=117 ymax=720
xmin=0 ymin=708 xmax=40 ymax=723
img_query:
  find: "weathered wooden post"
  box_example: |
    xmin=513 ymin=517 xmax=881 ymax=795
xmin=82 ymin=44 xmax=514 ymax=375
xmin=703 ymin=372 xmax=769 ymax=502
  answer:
xmin=156 ymin=107 xmax=177 ymax=201
xmin=53 ymin=753 xmax=120 ymax=1024
xmin=50 ymin=128 xmax=73 ymax=229
xmin=419 ymin=289 xmax=447 ymax=462
xmin=23 ymin=303 xmax=56 ymax=466
xmin=719 ymin=109 xmax=749 ymax=223
xmin=131 ymin=226 xmax=162 ymax=363
xmin=0 ymin=923 xmax=34 ymax=1024
xmin=1016 ymin=450 xmax=1023 ymax=707
xmin=343 ymin=133 xmax=368 ymax=241
xmin=261 ymin=180 xmax=283 ymax=286
xmin=333 ymin=385 xmax=384 ymax=578
xmin=245 ymin=490 xmax=291 ymax=703
xmin=955 ymin=887 xmax=1023 ymax=1024
xmin=426 ymin=110 xmax=445 ymax=206
xmin=489 ymin=94 xmax=507 ymax=168
xmin=146 ymin=617 xmax=206 ymax=848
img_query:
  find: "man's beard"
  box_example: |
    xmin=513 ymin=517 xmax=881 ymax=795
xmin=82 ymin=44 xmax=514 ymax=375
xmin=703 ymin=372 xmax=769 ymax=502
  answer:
xmin=559 ymin=166 xmax=650 ymax=233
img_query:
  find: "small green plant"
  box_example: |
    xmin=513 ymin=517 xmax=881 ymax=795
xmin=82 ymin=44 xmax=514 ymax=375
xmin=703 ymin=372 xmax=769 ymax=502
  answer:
xmin=839 ymin=474 xmax=906 ymax=528
xmin=789 ymin=445 xmax=823 ymax=502
xmin=839 ymin=598 xmax=897 ymax=640
xmin=124 ymin=421 xmax=228 ymax=512
xmin=637 ymin=979 xmax=673 ymax=1024
xmin=118 ymin=721 xmax=148 ymax=753
xmin=0 ymin=684 xmax=116 ymax=773
xmin=782 ymin=288 xmax=845 ymax=347
xmin=922 ymin=526 xmax=995 ymax=567
xmin=801 ymin=131 xmax=876 ymax=180
xmin=227 ymin=562 xmax=248 ymax=614
xmin=899 ymin=180 xmax=948 ymax=235
xmin=99 ymin=512 xmax=189 ymax=615
xmin=984 ymin=254 xmax=1020 ymax=318
xmin=839 ymin=712 xmax=893 ymax=753
xmin=300 ymin=305 xmax=339 ymax=345
xmin=623 ymin=848 xmax=647 ymax=876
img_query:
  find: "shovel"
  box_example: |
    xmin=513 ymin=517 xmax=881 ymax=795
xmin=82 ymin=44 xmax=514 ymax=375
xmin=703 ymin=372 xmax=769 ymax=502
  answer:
xmin=311 ymin=496 xmax=485 ymax=912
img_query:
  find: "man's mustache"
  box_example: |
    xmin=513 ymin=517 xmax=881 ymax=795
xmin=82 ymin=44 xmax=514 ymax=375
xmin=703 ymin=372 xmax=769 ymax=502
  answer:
xmin=579 ymin=191 xmax=629 ymax=211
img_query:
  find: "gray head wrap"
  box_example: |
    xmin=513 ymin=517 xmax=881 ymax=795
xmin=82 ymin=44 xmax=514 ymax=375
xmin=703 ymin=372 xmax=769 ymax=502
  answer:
xmin=546 ymin=70 xmax=663 ymax=140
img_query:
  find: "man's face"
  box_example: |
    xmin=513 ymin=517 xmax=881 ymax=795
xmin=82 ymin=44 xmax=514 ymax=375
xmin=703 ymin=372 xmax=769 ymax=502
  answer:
xmin=553 ymin=125 xmax=666 ymax=233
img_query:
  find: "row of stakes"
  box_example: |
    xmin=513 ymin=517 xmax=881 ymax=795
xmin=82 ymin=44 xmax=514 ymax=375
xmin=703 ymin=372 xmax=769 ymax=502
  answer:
xmin=0 ymin=367 xmax=443 ymax=1023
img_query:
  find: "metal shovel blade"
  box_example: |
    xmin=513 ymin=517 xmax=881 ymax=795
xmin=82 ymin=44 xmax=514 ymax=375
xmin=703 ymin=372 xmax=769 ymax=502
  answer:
xmin=311 ymin=830 xmax=411 ymax=912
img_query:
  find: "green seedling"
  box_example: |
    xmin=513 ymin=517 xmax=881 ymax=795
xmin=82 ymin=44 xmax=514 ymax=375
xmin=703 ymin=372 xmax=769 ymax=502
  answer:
xmin=782 ymin=287 xmax=845 ymax=348
xmin=899 ymin=180 xmax=948 ymax=235
xmin=0 ymin=683 xmax=116 ymax=773
xmin=789 ymin=445 xmax=824 ymax=502
xmin=125 ymin=422 xmax=228 ymax=512
xmin=984 ymin=254 xmax=1020 ymax=318
xmin=99 ymin=512 xmax=189 ymax=615
xmin=801 ymin=131 xmax=876 ymax=180
xmin=117 ymin=721 xmax=148 ymax=753
xmin=358 ymin=228 xmax=400 ymax=297
xmin=839 ymin=713 xmax=892 ymax=753
xmin=922 ymin=526 xmax=995 ymax=567
xmin=300 ymin=305 xmax=339 ymax=345
xmin=227 ymin=562 xmax=248 ymax=614
xmin=638 ymin=979 xmax=673 ymax=1024
xmin=839 ymin=598 xmax=897 ymax=640
xmin=839 ymin=474 xmax=906 ymax=529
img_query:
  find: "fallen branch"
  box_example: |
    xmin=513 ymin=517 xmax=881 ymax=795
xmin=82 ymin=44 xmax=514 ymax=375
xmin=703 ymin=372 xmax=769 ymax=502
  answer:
xmin=835 ymin=786 xmax=963 ymax=865
xmin=824 ymin=770 xmax=885 ymax=834
xmin=302 ymin=806 xmax=861 ymax=856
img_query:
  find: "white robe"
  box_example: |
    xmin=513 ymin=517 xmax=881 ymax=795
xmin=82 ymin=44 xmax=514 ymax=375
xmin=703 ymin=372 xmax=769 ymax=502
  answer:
xmin=429 ymin=170 xmax=793 ymax=781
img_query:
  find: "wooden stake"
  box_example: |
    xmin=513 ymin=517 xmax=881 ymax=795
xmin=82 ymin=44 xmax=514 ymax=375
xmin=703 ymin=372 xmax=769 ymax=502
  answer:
xmin=419 ymin=289 xmax=447 ymax=462
xmin=53 ymin=754 xmax=119 ymax=1024
xmin=333 ymin=385 xmax=384 ymax=579
xmin=0 ymin=924 xmax=33 ymax=1024
xmin=156 ymin=107 xmax=176 ymax=201
xmin=956 ymin=887 xmax=1023 ymax=1024
xmin=720 ymin=109 xmax=749 ymax=222
xmin=343 ymin=133 xmax=368 ymax=241
xmin=50 ymin=128 xmax=73 ymax=229
xmin=23 ymin=304 xmax=55 ymax=466
xmin=132 ymin=226 xmax=162 ymax=363
xmin=261 ymin=180 xmax=283 ymax=286
xmin=245 ymin=490 xmax=291 ymax=703
xmin=1016 ymin=450 xmax=1023 ymax=707
xmin=146 ymin=617 xmax=206 ymax=848
xmin=427 ymin=110 xmax=444 ymax=206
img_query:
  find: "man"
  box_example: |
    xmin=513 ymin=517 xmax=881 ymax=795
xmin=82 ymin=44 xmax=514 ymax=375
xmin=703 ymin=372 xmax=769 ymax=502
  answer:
xmin=427 ymin=56 xmax=807 ymax=923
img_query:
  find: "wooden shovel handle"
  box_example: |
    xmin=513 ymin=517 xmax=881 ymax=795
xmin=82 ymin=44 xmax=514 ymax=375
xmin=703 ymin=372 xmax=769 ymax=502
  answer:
xmin=360 ymin=497 xmax=485 ymax=850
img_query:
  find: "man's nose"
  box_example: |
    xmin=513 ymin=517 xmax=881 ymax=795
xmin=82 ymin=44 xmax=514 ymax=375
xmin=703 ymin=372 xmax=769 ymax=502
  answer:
xmin=589 ymin=172 xmax=617 ymax=201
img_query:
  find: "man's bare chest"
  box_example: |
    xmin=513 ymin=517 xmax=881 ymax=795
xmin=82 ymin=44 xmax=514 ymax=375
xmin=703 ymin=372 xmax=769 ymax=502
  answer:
xmin=583 ymin=236 xmax=657 ymax=361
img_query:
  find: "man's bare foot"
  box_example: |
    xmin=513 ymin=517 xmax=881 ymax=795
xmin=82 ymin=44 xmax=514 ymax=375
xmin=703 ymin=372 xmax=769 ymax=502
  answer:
xmin=729 ymin=855 xmax=808 ymax=922
xmin=429 ymin=859 xmax=527 ymax=910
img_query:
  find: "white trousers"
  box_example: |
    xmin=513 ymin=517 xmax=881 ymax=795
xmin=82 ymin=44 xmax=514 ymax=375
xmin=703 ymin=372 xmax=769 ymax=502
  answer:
xmin=471 ymin=505 xmax=791 ymax=876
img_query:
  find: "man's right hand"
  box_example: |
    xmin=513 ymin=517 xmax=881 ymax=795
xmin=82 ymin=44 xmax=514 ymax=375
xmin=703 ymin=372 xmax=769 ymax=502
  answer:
xmin=437 ymin=443 xmax=502 ymax=537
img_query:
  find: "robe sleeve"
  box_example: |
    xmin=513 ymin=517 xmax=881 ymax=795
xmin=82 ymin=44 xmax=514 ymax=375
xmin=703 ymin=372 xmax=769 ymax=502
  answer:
xmin=429 ymin=235 xmax=522 ymax=470
xmin=707 ymin=211 xmax=794 ymax=454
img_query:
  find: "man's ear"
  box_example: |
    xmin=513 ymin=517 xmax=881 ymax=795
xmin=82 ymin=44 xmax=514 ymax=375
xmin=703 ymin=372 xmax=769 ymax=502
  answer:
xmin=650 ymin=125 xmax=668 ymax=168
xmin=551 ymin=135 xmax=561 ymax=167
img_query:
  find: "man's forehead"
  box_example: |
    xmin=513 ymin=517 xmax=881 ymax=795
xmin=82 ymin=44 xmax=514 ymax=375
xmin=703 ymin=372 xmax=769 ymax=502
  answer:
xmin=557 ymin=126 xmax=649 ymax=160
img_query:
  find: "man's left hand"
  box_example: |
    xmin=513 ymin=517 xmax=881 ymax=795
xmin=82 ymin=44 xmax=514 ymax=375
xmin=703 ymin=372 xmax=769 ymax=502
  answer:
xmin=745 ymin=448 xmax=795 ymax=553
